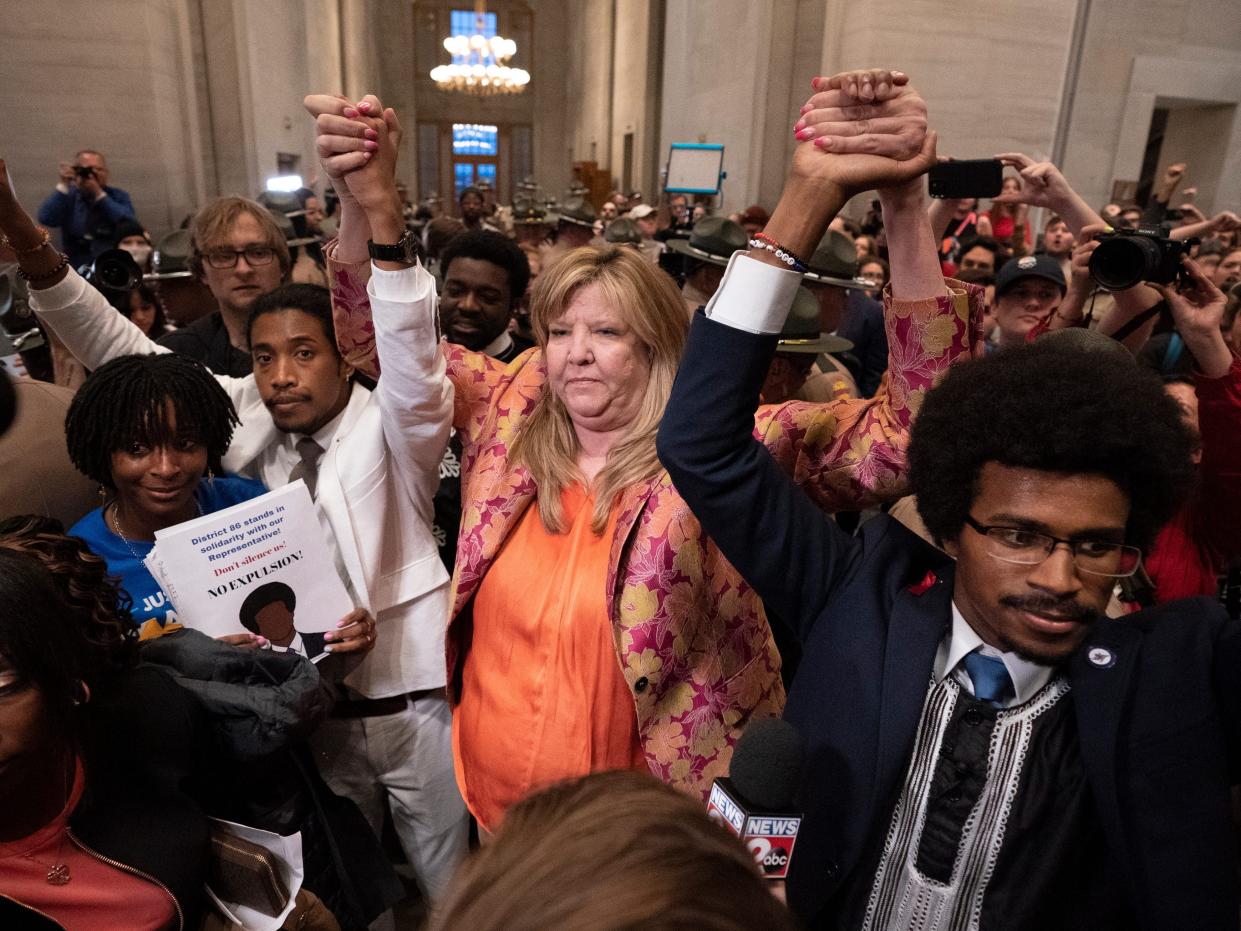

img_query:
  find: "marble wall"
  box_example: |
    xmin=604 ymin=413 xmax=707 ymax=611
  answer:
xmin=1061 ymin=0 xmax=1241 ymax=214
xmin=0 ymin=0 xmax=206 ymax=235
xmin=2 ymin=0 xmax=1236 ymax=237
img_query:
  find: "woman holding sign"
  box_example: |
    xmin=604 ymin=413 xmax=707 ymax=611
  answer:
xmin=63 ymin=353 xmax=271 ymax=643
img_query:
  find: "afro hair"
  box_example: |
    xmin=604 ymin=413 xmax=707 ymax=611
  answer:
xmin=908 ymin=338 xmax=1197 ymax=551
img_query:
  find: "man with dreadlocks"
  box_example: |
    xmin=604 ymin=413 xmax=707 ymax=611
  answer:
xmin=62 ymin=353 xmax=267 ymax=639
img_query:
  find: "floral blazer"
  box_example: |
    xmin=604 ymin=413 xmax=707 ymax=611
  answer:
xmin=328 ymin=251 xmax=981 ymax=800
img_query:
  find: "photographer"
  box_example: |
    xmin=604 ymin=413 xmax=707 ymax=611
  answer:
xmin=36 ymin=150 xmax=136 ymax=271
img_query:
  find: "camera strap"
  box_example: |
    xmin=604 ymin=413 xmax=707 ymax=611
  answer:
xmin=1109 ymin=299 xmax=1166 ymax=343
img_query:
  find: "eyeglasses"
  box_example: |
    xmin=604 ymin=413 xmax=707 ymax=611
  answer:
xmin=201 ymin=246 xmax=277 ymax=269
xmin=964 ymin=516 xmax=1141 ymax=578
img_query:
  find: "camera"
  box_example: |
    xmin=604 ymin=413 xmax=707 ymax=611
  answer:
xmin=86 ymin=249 xmax=141 ymax=293
xmin=1088 ymin=228 xmax=1197 ymax=291
xmin=73 ymin=165 xmax=96 ymax=181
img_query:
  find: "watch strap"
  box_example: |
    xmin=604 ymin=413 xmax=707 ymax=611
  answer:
xmin=367 ymin=229 xmax=420 ymax=264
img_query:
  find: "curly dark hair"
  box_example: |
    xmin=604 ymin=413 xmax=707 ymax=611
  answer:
xmin=245 ymin=282 xmax=338 ymax=353
xmin=64 ymin=353 xmax=240 ymax=489
xmin=0 ymin=515 xmax=138 ymax=679
xmin=908 ymin=339 xmax=1198 ymax=550
xmin=440 ymin=230 xmax=531 ymax=309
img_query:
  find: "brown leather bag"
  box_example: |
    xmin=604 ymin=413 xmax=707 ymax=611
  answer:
xmin=208 ymin=826 xmax=290 ymax=918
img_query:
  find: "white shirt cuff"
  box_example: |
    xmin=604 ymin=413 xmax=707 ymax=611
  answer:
xmin=703 ymin=252 xmax=803 ymax=335
xmin=369 ymin=260 xmax=434 ymax=303
xmin=29 ymin=268 xmax=89 ymax=313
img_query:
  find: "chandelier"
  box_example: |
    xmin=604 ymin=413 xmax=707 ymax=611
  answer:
xmin=430 ymin=4 xmax=530 ymax=96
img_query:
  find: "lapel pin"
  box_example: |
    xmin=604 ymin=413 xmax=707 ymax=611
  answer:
xmin=1087 ymin=646 xmax=1115 ymax=668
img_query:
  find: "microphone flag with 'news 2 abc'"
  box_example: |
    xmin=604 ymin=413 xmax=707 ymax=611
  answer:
xmin=707 ymin=717 xmax=806 ymax=880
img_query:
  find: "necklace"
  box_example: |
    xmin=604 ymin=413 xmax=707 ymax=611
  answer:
xmin=22 ymin=835 xmax=72 ymax=885
xmin=9 ymin=758 xmax=75 ymax=884
xmin=108 ymin=497 xmax=202 ymax=561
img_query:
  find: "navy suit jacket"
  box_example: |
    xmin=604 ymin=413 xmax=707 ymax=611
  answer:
xmin=658 ymin=313 xmax=1241 ymax=930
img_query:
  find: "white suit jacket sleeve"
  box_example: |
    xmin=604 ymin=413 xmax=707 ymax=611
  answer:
xmin=28 ymin=270 xmax=252 ymax=407
xmin=367 ymin=262 xmax=453 ymax=523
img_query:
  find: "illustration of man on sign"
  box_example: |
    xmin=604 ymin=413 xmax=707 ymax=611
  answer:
xmin=238 ymin=581 xmax=326 ymax=660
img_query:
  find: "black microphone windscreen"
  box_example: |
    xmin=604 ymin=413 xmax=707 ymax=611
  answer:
xmin=0 ymin=370 xmax=16 ymax=438
xmin=729 ymin=717 xmax=806 ymax=811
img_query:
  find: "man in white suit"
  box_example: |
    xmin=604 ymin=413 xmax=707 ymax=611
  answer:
xmin=12 ymin=103 xmax=468 ymax=905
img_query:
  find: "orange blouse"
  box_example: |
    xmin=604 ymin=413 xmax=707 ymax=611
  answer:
xmin=453 ymin=483 xmax=646 ymax=832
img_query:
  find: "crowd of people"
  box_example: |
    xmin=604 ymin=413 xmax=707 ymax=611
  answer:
xmin=0 ymin=62 xmax=1238 ymax=931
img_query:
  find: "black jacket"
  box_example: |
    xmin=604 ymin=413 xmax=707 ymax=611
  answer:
xmin=658 ymin=313 xmax=1241 ymax=930
xmin=141 ymin=630 xmax=403 ymax=931
xmin=2 ymin=664 xmax=213 ymax=930
xmin=157 ymin=312 xmax=253 ymax=378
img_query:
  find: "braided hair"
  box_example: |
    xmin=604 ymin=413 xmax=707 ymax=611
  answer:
xmin=64 ymin=353 xmax=240 ymax=488
xmin=0 ymin=515 xmax=138 ymax=677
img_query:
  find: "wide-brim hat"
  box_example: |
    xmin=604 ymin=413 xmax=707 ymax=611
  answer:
xmin=777 ymin=287 xmax=854 ymax=355
xmin=803 ymin=230 xmax=874 ymax=289
xmin=267 ymin=209 xmax=320 ymax=248
xmin=512 ymin=198 xmax=550 ymax=225
xmin=604 ymin=218 xmax=642 ymax=246
xmin=557 ymin=196 xmax=597 ymax=229
xmin=148 ymin=229 xmax=194 ymax=280
xmin=665 ymin=216 xmax=748 ymax=266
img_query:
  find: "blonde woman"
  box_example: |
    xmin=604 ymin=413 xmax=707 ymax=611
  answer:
xmin=307 ymin=70 xmax=978 ymax=832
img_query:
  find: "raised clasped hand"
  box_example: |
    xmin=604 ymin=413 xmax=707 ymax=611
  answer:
xmin=791 ymin=68 xmax=936 ymax=198
xmin=0 ymin=157 xmax=24 ymax=258
xmin=303 ymin=93 xmax=403 ymax=212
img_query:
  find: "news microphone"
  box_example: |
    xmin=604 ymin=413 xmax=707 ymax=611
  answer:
xmin=0 ymin=369 xmax=16 ymax=438
xmin=707 ymin=716 xmax=806 ymax=880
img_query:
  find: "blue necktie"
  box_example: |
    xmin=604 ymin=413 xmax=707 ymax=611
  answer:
xmin=962 ymin=651 xmax=1014 ymax=708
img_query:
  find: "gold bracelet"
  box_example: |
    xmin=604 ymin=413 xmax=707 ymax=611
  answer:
xmin=3 ymin=226 xmax=51 ymax=256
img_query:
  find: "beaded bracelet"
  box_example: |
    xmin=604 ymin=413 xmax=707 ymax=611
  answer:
xmin=17 ymin=252 xmax=70 ymax=283
xmin=749 ymin=233 xmax=808 ymax=273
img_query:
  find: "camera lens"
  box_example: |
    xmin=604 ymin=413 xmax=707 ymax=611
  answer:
xmin=90 ymin=250 xmax=139 ymax=292
xmin=1088 ymin=234 xmax=1161 ymax=291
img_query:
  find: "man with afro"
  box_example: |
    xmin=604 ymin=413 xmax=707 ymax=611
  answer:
xmin=660 ymin=282 xmax=1238 ymax=927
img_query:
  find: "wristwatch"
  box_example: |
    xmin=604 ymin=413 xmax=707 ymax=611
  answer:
xmin=367 ymin=228 xmax=421 ymax=266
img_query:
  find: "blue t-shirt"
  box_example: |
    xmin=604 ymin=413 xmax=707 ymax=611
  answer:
xmin=71 ymin=475 xmax=267 ymax=640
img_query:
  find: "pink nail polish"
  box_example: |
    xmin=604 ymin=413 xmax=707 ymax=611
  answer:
xmin=815 ymin=137 xmax=831 ymax=150
xmin=344 ymin=108 xmax=358 ymax=118
xmin=796 ymin=128 xmax=814 ymax=140
xmin=365 ymin=140 xmax=379 ymax=150
xmin=357 ymin=101 xmax=372 ymax=110
xmin=801 ymin=103 xmax=813 ymax=114
xmin=794 ymin=119 xmax=806 ymax=131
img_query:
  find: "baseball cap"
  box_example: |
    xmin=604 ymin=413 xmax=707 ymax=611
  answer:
xmin=995 ymin=254 xmax=1067 ymax=296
